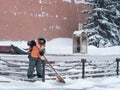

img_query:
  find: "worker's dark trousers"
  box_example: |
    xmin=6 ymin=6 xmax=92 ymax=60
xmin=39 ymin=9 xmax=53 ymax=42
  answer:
xmin=27 ymin=56 xmax=42 ymax=78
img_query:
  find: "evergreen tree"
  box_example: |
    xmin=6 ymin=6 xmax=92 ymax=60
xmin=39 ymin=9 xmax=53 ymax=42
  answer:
xmin=83 ymin=0 xmax=120 ymax=47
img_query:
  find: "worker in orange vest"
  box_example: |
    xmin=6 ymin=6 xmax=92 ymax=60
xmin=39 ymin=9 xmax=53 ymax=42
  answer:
xmin=27 ymin=35 xmax=46 ymax=78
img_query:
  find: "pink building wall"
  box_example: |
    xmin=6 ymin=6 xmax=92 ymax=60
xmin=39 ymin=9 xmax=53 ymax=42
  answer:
xmin=0 ymin=0 xmax=90 ymax=40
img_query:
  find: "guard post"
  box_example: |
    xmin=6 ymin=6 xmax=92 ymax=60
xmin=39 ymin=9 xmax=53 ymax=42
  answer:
xmin=116 ymin=58 xmax=120 ymax=76
xmin=81 ymin=59 xmax=86 ymax=79
xmin=42 ymin=60 xmax=46 ymax=82
xmin=73 ymin=30 xmax=88 ymax=54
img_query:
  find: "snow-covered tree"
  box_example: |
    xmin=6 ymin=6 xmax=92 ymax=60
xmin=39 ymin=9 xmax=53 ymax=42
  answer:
xmin=82 ymin=0 xmax=120 ymax=47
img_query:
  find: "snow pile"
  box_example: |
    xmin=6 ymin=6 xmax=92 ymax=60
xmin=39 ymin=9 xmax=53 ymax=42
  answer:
xmin=0 ymin=38 xmax=120 ymax=55
xmin=88 ymin=45 xmax=120 ymax=55
xmin=0 ymin=40 xmax=27 ymax=48
xmin=46 ymin=38 xmax=120 ymax=55
xmin=46 ymin=38 xmax=72 ymax=54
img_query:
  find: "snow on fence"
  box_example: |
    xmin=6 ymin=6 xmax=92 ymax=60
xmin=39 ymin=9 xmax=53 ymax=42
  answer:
xmin=0 ymin=55 xmax=120 ymax=82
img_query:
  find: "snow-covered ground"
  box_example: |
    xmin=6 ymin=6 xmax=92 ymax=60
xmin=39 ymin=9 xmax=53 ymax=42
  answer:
xmin=1 ymin=76 xmax=120 ymax=90
xmin=1 ymin=38 xmax=120 ymax=55
xmin=0 ymin=38 xmax=120 ymax=90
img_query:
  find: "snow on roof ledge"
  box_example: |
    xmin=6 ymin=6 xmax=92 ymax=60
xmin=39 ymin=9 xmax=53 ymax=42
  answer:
xmin=63 ymin=0 xmax=86 ymax=4
xmin=73 ymin=30 xmax=86 ymax=36
xmin=63 ymin=0 xmax=72 ymax=3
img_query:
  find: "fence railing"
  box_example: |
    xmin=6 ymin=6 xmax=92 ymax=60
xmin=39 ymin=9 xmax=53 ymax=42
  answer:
xmin=81 ymin=58 xmax=120 ymax=79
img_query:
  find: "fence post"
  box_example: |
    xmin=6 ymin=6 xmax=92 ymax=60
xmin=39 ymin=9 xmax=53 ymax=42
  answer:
xmin=42 ymin=60 xmax=46 ymax=82
xmin=81 ymin=59 xmax=86 ymax=79
xmin=116 ymin=58 xmax=120 ymax=76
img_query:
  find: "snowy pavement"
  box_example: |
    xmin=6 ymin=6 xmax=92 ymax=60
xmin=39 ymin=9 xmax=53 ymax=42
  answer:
xmin=1 ymin=75 xmax=120 ymax=90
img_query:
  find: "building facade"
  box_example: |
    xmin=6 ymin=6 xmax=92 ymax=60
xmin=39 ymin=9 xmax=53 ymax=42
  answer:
xmin=0 ymin=0 xmax=90 ymax=41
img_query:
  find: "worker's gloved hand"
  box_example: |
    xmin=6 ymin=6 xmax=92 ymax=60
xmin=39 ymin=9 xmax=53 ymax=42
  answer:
xmin=39 ymin=49 xmax=45 ymax=56
xmin=41 ymin=57 xmax=45 ymax=61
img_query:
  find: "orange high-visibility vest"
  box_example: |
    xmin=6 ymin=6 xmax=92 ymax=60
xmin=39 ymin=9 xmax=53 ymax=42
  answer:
xmin=31 ymin=39 xmax=45 ymax=58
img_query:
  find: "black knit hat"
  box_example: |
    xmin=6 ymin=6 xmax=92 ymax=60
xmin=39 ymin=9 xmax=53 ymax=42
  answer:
xmin=38 ymin=35 xmax=46 ymax=44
